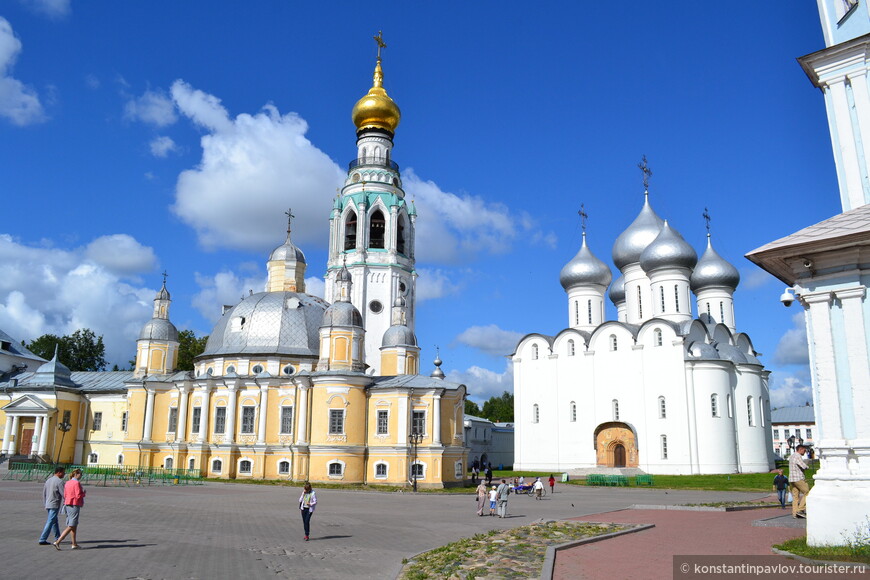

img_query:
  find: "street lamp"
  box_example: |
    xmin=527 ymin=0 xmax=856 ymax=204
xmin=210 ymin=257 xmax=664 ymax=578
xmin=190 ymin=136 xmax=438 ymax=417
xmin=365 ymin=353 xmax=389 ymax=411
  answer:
xmin=408 ymin=431 xmax=423 ymax=492
xmin=55 ymin=420 xmax=72 ymax=466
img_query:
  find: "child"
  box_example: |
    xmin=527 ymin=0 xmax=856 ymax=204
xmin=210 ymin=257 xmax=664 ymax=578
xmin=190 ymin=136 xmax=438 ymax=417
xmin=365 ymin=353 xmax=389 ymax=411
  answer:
xmin=772 ymin=469 xmax=788 ymax=509
xmin=488 ymin=485 xmax=498 ymax=516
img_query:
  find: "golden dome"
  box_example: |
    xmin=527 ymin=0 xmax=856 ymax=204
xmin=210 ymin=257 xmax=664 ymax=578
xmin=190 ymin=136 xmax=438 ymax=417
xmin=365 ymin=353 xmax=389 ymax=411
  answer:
xmin=352 ymin=58 xmax=401 ymax=134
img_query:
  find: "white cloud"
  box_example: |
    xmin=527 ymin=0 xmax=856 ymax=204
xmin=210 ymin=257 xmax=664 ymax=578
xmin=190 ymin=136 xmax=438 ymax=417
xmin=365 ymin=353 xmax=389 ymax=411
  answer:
xmin=741 ymin=267 xmax=776 ymax=290
xmin=85 ymin=234 xmax=158 ymax=275
xmin=770 ymin=372 xmax=813 ymax=409
xmin=170 ymin=80 xmax=345 ymax=252
xmin=416 ymin=267 xmax=463 ymax=302
xmin=124 ymin=89 xmax=177 ymax=127
xmin=191 ymin=270 xmax=267 ymax=323
xmin=773 ymin=311 xmax=809 ymax=366
xmin=18 ymin=0 xmax=70 ymax=18
xmin=446 ymin=362 xmax=514 ymax=404
xmin=454 ymin=324 xmax=523 ymax=357
xmin=0 ymin=18 xmax=46 ymax=126
xmin=150 ymin=135 xmax=178 ymax=158
xmin=304 ymin=276 xmax=324 ymax=298
xmin=0 ymin=234 xmax=159 ymax=366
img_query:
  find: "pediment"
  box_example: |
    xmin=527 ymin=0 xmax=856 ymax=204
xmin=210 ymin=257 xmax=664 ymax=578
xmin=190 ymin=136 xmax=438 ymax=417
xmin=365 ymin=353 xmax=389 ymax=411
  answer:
xmin=1 ymin=394 xmax=55 ymax=413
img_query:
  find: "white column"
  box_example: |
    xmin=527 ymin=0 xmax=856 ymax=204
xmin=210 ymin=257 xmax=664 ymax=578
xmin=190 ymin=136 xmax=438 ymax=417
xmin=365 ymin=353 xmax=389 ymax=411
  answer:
xmin=828 ymin=79 xmax=865 ymax=209
xmin=432 ymin=394 xmax=442 ymax=445
xmin=37 ymin=415 xmax=50 ymax=456
xmin=803 ymin=292 xmax=843 ymax=442
xmin=143 ymin=389 xmax=156 ymax=442
xmin=176 ymin=386 xmax=190 ymax=442
xmin=32 ymin=416 xmax=43 ymax=456
xmin=296 ymin=385 xmax=309 ymax=445
xmin=835 ymin=287 xmax=870 ymax=439
xmin=8 ymin=415 xmax=19 ymax=455
xmin=848 ymin=71 xmax=870 ymax=207
xmin=257 ymin=384 xmax=269 ymax=445
xmin=198 ymin=385 xmax=211 ymax=443
xmin=2 ymin=415 xmax=14 ymax=454
xmin=225 ymin=385 xmax=238 ymax=444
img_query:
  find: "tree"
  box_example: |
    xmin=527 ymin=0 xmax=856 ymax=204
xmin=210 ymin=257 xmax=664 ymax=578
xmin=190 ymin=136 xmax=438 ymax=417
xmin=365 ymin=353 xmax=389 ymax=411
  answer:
xmin=464 ymin=399 xmax=481 ymax=417
xmin=480 ymin=391 xmax=514 ymax=422
xmin=176 ymin=330 xmax=208 ymax=371
xmin=26 ymin=329 xmax=108 ymax=371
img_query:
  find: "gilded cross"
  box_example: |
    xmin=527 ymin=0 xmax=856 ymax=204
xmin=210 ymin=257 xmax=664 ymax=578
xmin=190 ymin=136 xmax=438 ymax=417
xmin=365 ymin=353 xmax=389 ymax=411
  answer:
xmin=638 ymin=155 xmax=652 ymax=191
xmin=702 ymin=207 xmax=712 ymax=234
xmin=374 ymin=31 xmax=386 ymax=59
xmin=578 ymin=204 xmax=588 ymax=233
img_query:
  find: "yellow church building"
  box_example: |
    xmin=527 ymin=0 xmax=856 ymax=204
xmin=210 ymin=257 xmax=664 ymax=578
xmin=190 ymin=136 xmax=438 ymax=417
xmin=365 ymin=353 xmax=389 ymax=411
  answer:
xmin=0 ymin=38 xmax=469 ymax=488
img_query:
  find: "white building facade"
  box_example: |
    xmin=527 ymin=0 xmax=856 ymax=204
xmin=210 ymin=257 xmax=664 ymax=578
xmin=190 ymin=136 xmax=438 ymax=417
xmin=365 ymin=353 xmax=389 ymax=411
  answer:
xmin=513 ymin=192 xmax=774 ymax=475
xmin=771 ymin=406 xmax=817 ymax=459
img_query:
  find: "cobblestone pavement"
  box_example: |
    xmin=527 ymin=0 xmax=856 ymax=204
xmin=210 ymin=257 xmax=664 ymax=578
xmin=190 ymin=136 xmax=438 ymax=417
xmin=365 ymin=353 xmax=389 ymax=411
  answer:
xmin=0 ymin=478 xmax=768 ymax=579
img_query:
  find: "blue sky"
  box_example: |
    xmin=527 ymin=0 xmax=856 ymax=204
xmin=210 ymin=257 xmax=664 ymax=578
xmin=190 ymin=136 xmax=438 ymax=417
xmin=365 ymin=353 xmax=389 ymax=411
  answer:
xmin=0 ymin=1 xmax=836 ymax=405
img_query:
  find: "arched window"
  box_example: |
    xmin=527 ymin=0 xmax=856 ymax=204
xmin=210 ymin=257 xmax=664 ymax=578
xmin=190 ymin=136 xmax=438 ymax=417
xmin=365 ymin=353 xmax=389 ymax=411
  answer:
xmin=189 ymin=458 xmax=195 ymax=470
xmin=660 ymin=286 xmax=665 ymax=312
xmin=706 ymin=302 xmax=711 ymax=319
xmin=369 ymin=209 xmax=385 ymax=249
xmin=610 ymin=335 xmax=618 ymax=351
xmin=661 ymin=435 xmax=668 ymax=459
xmin=570 ymin=401 xmax=577 ymax=422
xmin=720 ymin=301 xmax=725 ymax=323
xmin=411 ymin=462 xmax=425 ymax=480
xmin=164 ymin=457 xmax=173 ymax=470
xmin=278 ymin=460 xmax=290 ymax=475
xmin=396 ymin=217 xmax=406 ymax=254
xmin=533 ymin=404 xmax=540 ymax=423
xmin=567 ymin=339 xmax=575 ymax=356
xmin=746 ymin=396 xmax=754 ymax=426
xmin=587 ymin=300 xmax=593 ymax=324
xmin=674 ymin=285 xmax=680 ymax=312
xmin=344 ymin=211 xmax=358 ymax=251
xmin=711 ymin=394 xmax=719 ymax=417
xmin=637 ymin=286 xmax=643 ymax=318
xmin=612 ymin=399 xmax=620 ymax=421
xmin=654 ymin=329 xmax=663 ymax=347
xmin=212 ymin=459 xmax=222 ymax=474
xmin=239 ymin=459 xmax=252 ymax=474
xmin=531 ymin=344 xmax=539 ymax=360
xmin=374 ymin=462 xmax=388 ymax=478
xmin=329 ymin=461 xmax=344 ymax=477
xmin=658 ymin=396 xmax=666 ymax=419
xmin=117 ymin=453 xmax=124 ymax=465
xmin=574 ymin=301 xmax=579 ymax=325
xmin=88 ymin=452 xmax=98 ymax=464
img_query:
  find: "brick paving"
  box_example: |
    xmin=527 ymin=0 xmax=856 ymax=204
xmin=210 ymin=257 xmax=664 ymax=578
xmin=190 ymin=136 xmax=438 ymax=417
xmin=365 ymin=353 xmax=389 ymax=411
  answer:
xmin=0 ymin=476 xmax=778 ymax=579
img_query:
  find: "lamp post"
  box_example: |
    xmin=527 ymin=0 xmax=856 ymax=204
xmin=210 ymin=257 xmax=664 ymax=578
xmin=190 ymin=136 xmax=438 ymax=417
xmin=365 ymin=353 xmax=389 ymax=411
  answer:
xmin=408 ymin=431 xmax=423 ymax=492
xmin=55 ymin=420 xmax=72 ymax=466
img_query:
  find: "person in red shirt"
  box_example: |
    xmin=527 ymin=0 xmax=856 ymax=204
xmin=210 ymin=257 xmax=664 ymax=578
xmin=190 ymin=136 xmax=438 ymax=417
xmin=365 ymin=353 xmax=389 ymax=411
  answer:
xmin=548 ymin=474 xmax=556 ymax=495
xmin=53 ymin=468 xmax=86 ymax=550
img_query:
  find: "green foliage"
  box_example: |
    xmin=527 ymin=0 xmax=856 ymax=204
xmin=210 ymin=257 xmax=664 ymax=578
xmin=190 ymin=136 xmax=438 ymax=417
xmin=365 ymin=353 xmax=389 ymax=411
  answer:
xmin=464 ymin=399 xmax=481 ymax=416
xmin=480 ymin=391 xmax=513 ymax=422
xmin=775 ymin=535 xmax=870 ymax=564
xmin=176 ymin=329 xmax=208 ymax=371
xmin=27 ymin=329 xmax=108 ymax=371
xmin=567 ymin=470 xmax=817 ymax=492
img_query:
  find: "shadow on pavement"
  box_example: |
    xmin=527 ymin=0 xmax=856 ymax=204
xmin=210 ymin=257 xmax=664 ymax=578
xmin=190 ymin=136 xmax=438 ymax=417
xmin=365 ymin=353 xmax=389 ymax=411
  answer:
xmin=311 ymin=535 xmax=352 ymax=541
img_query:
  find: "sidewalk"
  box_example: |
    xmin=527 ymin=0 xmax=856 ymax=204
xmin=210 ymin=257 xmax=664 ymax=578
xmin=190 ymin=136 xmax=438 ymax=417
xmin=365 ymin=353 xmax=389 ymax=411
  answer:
xmin=555 ymin=508 xmax=806 ymax=579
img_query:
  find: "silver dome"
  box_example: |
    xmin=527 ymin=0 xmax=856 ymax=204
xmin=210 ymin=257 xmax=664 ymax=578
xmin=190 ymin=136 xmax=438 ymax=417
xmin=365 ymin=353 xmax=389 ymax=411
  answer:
xmin=382 ymin=324 xmax=417 ymax=347
xmin=639 ymin=221 xmax=698 ymax=272
xmin=716 ymin=343 xmax=748 ymax=364
xmin=269 ymin=233 xmax=306 ymax=263
xmin=202 ymin=291 xmax=328 ymax=358
xmin=139 ymin=318 xmax=179 ymax=341
xmin=156 ymin=283 xmax=170 ymax=300
xmin=321 ymin=300 xmax=363 ymax=328
xmin=559 ymin=234 xmax=612 ymax=290
xmin=688 ymin=342 xmax=720 ymax=360
xmin=612 ymin=195 xmax=664 ymax=270
xmin=608 ymin=273 xmax=626 ymax=304
xmin=690 ymin=235 xmax=740 ymax=291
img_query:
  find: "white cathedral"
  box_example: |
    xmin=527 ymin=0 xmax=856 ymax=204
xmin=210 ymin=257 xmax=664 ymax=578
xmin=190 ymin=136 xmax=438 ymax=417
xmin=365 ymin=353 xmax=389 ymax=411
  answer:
xmin=513 ymin=185 xmax=775 ymax=475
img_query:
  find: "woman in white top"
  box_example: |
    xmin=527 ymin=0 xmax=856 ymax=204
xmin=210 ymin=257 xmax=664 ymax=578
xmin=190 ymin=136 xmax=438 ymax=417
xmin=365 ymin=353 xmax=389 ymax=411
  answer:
xmin=298 ymin=482 xmax=317 ymax=541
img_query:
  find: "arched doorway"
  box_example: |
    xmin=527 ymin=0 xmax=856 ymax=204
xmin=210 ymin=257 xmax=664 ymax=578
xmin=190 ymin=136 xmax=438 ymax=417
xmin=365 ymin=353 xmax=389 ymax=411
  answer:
xmin=593 ymin=422 xmax=639 ymax=468
xmin=613 ymin=444 xmax=626 ymax=467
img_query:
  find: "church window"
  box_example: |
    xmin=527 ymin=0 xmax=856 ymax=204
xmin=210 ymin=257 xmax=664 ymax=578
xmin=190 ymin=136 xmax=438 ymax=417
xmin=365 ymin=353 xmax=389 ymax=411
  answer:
xmin=660 ymin=286 xmax=665 ymax=312
xmin=329 ymin=409 xmax=345 ymax=434
xmin=587 ymin=300 xmax=592 ymax=324
xmin=117 ymin=454 xmax=124 ymax=465
xmin=212 ymin=459 xmax=222 ymax=474
xmin=241 ymin=407 xmax=256 ymax=434
xmin=806 ymin=428 xmax=812 ymax=439
xmin=610 ymin=335 xmax=618 ymax=351
xmin=88 ymin=452 xmax=98 ymax=464
xmin=92 ymin=412 xmax=102 ymax=431
xmin=121 ymin=411 xmax=128 ymax=432
xmin=661 ymin=435 xmax=668 ymax=460
xmin=214 ymin=407 xmax=226 ymax=434
xmin=567 ymin=339 xmax=575 ymax=356
xmin=637 ymin=287 xmax=643 ymax=318
xmin=278 ymin=460 xmax=290 ymax=475
xmin=377 ymin=410 xmax=389 ymax=435
xmin=344 ymin=211 xmax=358 ymax=251
xmin=280 ymin=406 xmax=294 ymax=435
xmin=674 ymin=285 xmax=680 ymax=312
xmin=252 ymin=364 xmax=264 ymax=374
xmin=375 ymin=462 xmax=388 ymax=478
xmin=189 ymin=458 xmax=195 ymax=470
xmin=531 ymin=344 xmax=539 ymax=360
xmin=411 ymin=462 xmax=425 ymax=479
xmin=570 ymin=401 xmax=577 ymax=422
xmin=574 ymin=301 xmax=579 ymax=326
xmin=192 ymin=407 xmax=201 ymax=433
xmin=165 ymin=457 xmax=174 ymax=470
xmin=706 ymin=302 xmax=711 ymax=319
xmin=282 ymin=364 xmax=296 ymax=376
xmin=369 ymin=300 xmax=383 ymax=314
xmin=239 ymin=459 xmax=252 ymax=474
xmin=727 ymin=394 xmax=733 ymax=418
xmin=328 ymin=461 xmax=344 ymax=476
xmin=533 ymin=404 xmax=540 ymax=423
xmin=612 ymin=399 xmax=620 ymax=421
xmin=167 ymin=408 xmax=178 ymax=432
xmin=746 ymin=396 xmax=754 ymax=426
xmin=397 ymin=217 xmax=406 ymax=254
xmin=412 ymin=410 xmax=426 ymax=435
xmin=720 ymin=302 xmax=725 ymax=323
xmin=369 ymin=209 xmax=386 ymax=249
xmin=711 ymin=394 xmax=719 ymax=417
xmin=226 ymin=365 xmax=236 ymax=374
xmin=658 ymin=396 xmax=666 ymax=419
xmin=654 ymin=329 xmax=663 ymax=347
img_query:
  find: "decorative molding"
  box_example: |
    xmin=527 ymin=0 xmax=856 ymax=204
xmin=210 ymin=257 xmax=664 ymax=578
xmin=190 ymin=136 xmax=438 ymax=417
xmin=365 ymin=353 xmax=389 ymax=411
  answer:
xmin=326 ymin=434 xmax=348 ymax=443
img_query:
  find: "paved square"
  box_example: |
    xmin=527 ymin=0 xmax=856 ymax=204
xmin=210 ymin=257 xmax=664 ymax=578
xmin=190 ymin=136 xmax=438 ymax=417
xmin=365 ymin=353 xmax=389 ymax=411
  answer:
xmin=2 ymin=477 xmax=768 ymax=579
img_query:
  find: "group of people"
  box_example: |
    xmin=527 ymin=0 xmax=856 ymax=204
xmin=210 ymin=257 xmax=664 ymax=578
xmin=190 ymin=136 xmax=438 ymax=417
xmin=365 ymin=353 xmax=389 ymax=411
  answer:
xmin=773 ymin=444 xmax=812 ymax=519
xmin=39 ymin=466 xmax=86 ymax=549
xmin=474 ymin=474 xmax=558 ymax=516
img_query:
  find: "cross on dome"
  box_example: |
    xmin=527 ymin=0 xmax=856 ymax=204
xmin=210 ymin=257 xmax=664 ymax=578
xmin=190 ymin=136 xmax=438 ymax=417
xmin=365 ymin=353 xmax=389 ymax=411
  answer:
xmin=638 ymin=155 xmax=652 ymax=193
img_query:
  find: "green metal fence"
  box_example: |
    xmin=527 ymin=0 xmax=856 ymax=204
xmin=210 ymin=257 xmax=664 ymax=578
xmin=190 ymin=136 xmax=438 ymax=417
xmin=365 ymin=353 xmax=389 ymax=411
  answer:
xmin=4 ymin=462 xmax=203 ymax=486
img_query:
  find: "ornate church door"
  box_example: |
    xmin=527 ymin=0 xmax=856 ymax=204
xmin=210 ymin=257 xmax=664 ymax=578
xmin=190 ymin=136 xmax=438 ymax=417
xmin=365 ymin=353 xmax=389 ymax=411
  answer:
xmin=613 ymin=444 xmax=626 ymax=467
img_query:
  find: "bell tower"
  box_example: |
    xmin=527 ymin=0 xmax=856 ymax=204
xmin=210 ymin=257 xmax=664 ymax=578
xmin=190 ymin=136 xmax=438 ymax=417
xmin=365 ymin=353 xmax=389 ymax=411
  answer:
xmin=325 ymin=32 xmax=417 ymax=375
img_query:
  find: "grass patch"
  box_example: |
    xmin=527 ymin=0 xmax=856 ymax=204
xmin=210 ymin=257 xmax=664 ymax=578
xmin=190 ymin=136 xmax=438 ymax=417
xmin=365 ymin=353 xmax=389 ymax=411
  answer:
xmin=565 ymin=470 xmax=816 ymax=493
xmin=774 ymin=536 xmax=870 ymax=564
xmin=203 ymin=478 xmax=481 ymax=493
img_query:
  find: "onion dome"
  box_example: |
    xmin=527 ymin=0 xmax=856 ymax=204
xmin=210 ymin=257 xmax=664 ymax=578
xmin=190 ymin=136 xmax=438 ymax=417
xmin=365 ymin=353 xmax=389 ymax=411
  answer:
xmin=430 ymin=351 xmax=445 ymax=379
xmin=559 ymin=234 xmax=612 ymax=290
xmin=382 ymin=324 xmax=417 ymax=347
xmin=322 ymin=301 xmax=364 ymax=327
xmin=269 ymin=230 xmax=306 ymax=263
xmin=608 ymin=273 xmax=626 ymax=305
xmin=139 ymin=318 xmax=179 ymax=341
xmin=639 ymin=220 xmax=698 ymax=272
xmin=337 ymin=262 xmax=353 ymax=282
xmin=690 ymin=235 xmax=740 ymax=291
xmin=612 ymin=194 xmax=665 ymax=270
xmin=156 ymin=282 xmax=170 ymax=300
xmin=352 ymin=57 xmax=401 ymax=134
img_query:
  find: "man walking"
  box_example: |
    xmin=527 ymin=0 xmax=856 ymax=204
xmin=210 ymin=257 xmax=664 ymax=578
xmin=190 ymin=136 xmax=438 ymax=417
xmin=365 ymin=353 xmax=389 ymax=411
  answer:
xmin=788 ymin=445 xmax=811 ymax=518
xmin=39 ymin=466 xmax=65 ymax=545
xmin=496 ymin=479 xmax=511 ymax=518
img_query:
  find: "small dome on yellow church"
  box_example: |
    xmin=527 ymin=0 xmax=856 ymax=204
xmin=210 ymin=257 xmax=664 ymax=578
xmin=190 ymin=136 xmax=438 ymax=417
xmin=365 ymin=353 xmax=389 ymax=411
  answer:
xmin=351 ymin=58 xmax=401 ymax=134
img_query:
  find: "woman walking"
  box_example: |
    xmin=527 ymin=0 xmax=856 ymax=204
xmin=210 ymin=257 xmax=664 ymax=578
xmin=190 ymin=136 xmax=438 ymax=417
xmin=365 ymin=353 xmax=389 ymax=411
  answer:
xmin=298 ymin=482 xmax=317 ymax=541
xmin=475 ymin=480 xmax=488 ymax=516
xmin=53 ymin=468 xmax=85 ymax=550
